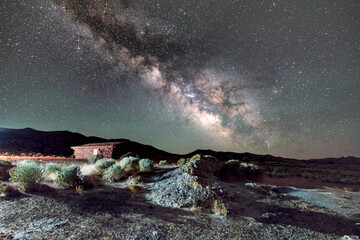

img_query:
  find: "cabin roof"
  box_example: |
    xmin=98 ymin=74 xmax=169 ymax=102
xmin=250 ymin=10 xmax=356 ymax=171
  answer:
xmin=71 ymin=142 xmax=122 ymax=148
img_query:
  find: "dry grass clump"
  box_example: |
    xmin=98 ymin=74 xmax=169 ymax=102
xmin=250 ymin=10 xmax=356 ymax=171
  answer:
xmin=211 ymin=199 xmax=228 ymax=216
xmin=127 ymin=176 xmax=144 ymax=192
xmin=80 ymin=164 xmax=101 ymax=176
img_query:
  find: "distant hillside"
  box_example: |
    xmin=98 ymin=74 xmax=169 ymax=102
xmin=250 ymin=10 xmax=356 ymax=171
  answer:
xmin=0 ymin=127 xmax=181 ymax=160
xmin=184 ymin=149 xmax=298 ymax=163
xmin=0 ymin=128 xmax=108 ymax=156
xmin=0 ymin=127 xmax=359 ymax=164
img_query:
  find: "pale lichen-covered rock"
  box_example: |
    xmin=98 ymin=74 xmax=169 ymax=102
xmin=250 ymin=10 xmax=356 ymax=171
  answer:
xmin=148 ymin=155 xmax=226 ymax=208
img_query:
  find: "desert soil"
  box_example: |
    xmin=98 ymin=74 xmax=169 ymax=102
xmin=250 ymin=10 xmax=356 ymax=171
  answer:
xmin=1 ymin=166 xmax=360 ymax=240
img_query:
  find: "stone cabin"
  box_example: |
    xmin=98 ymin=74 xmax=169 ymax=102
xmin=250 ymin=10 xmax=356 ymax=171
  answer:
xmin=71 ymin=142 xmax=123 ymax=159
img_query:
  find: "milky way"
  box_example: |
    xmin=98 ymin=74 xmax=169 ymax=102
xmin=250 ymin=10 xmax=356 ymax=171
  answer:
xmin=1 ymin=0 xmax=359 ymax=158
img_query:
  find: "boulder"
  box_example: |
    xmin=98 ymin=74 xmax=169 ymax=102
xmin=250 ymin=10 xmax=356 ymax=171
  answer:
xmin=0 ymin=160 xmax=14 ymax=180
xmin=186 ymin=154 xmax=224 ymax=179
xmin=219 ymin=161 xmax=263 ymax=182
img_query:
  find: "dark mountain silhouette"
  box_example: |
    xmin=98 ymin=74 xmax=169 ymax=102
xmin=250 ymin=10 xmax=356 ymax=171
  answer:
xmin=0 ymin=127 xmax=180 ymax=160
xmin=0 ymin=127 xmax=108 ymax=156
xmin=0 ymin=127 xmax=359 ymax=164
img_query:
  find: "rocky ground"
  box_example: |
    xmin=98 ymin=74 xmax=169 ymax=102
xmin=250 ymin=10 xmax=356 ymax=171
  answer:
xmin=1 ymin=158 xmax=360 ymax=240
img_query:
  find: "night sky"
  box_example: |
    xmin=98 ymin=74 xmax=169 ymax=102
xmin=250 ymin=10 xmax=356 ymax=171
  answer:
xmin=1 ymin=0 xmax=359 ymax=159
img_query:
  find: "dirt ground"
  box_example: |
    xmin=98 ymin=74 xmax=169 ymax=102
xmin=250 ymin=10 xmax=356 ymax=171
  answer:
xmin=1 ymin=165 xmax=360 ymax=240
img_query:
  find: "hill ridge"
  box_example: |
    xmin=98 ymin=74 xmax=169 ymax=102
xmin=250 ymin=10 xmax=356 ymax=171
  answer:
xmin=1 ymin=127 xmax=359 ymax=164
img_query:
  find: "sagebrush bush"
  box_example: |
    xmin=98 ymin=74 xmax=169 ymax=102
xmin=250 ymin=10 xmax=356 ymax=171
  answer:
xmin=102 ymin=164 xmax=125 ymax=182
xmin=158 ymin=160 xmax=167 ymax=166
xmin=139 ymin=159 xmax=154 ymax=172
xmin=87 ymin=153 xmax=103 ymax=164
xmin=44 ymin=163 xmax=62 ymax=181
xmin=44 ymin=163 xmax=61 ymax=174
xmin=119 ymin=156 xmax=140 ymax=172
xmin=9 ymin=160 xmax=44 ymax=191
xmin=55 ymin=164 xmax=80 ymax=188
xmin=80 ymin=164 xmax=100 ymax=176
xmin=94 ymin=158 xmax=116 ymax=172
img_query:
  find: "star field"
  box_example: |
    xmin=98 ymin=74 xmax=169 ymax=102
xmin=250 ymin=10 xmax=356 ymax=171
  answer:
xmin=0 ymin=0 xmax=359 ymax=159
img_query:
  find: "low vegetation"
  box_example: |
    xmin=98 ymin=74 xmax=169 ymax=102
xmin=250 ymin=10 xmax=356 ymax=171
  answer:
xmin=158 ymin=160 xmax=167 ymax=166
xmin=139 ymin=158 xmax=154 ymax=172
xmin=87 ymin=153 xmax=103 ymax=164
xmin=102 ymin=164 xmax=125 ymax=182
xmin=9 ymin=160 xmax=44 ymax=191
xmin=54 ymin=164 xmax=80 ymax=188
xmin=258 ymin=160 xmax=360 ymax=187
xmin=94 ymin=158 xmax=116 ymax=172
xmin=119 ymin=156 xmax=140 ymax=172
xmin=44 ymin=163 xmax=62 ymax=181
xmin=211 ymin=199 xmax=228 ymax=216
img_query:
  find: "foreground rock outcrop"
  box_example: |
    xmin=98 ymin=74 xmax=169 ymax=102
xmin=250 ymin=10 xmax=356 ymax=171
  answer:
xmin=148 ymin=155 xmax=226 ymax=209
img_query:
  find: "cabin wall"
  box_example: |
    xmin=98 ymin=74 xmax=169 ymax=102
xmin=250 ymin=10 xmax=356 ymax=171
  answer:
xmin=72 ymin=145 xmax=114 ymax=159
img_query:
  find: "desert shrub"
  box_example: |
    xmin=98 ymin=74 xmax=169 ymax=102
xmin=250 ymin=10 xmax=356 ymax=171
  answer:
xmin=119 ymin=156 xmax=140 ymax=172
xmin=9 ymin=160 xmax=44 ymax=191
xmin=87 ymin=153 xmax=103 ymax=164
xmin=94 ymin=158 xmax=116 ymax=172
xmin=128 ymin=184 xmax=144 ymax=192
xmin=127 ymin=176 xmax=144 ymax=192
xmin=44 ymin=163 xmax=61 ymax=174
xmin=80 ymin=164 xmax=101 ymax=176
xmin=102 ymin=164 xmax=125 ymax=182
xmin=139 ymin=159 xmax=154 ymax=172
xmin=158 ymin=160 xmax=167 ymax=166
xmin=44 ymin=163 xmax=62 ymax=181
xmin=55 ymin=164 xmax=80 ymax=188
